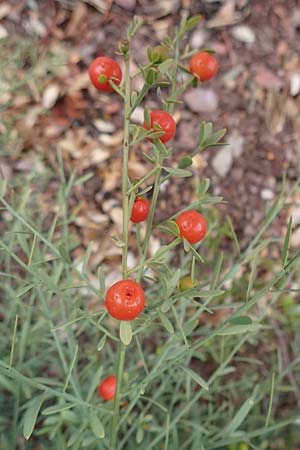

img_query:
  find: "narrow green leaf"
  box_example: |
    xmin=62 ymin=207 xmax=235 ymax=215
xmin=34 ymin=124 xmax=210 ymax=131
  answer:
xmin=203 ymin=128 xmax=227 ymax=147
xmin=58 ymin=242 xmax=71 ymax=264
xmin=198 ymin=178 xmax=211 ymax=196
xmin=165 ymin=345 xmax=186 ymax=360
xmin=165 ymin=268 xmax=181 ymax=298
xmin=163 ymin=167 xmax=192 ymax=178
xmin=89 ymin=411 xmax=105 ymax=439
xmin=158 ymin=58 xmax=173 ymax=74
xmin=178 ymin=156 xmax=193 ymax=169
xmin=42 ymin=403 xmax=78 ymax=415
xmin=226 ymin=216 xmax=240 ymax=255
xmin=158 ymin=311 xmax=174 ymax=334
xmin=181 ymin=366 xmax=209 ymax=390
xmin=144 ymin=107 xmax=151 ymax=127
xmin=229 ymin=316 xmax=253 ymax=326
xmin=222 ymin=395 xmax=255 ymax=436
xmin=246 ymin=252 xmax=259 ymax=301
xmin=120 ymin=321 xmax=132 ymax=346
xmin=23 ymin=394 xmax=46 ymax=440
xmin=97 ymin=334 xmax=107 ymax=352
xmin=218 ymin=323 xmax=262 ymax=336
xmin=185 ymin=15 xmax=202 ymax=31
xmin=282 ymin=217 xmax=292 ymax=268
xmin=161 ymin=296 xmax=174 ymax=313
xmin=183 ymin=319 xmax=198 ymax=336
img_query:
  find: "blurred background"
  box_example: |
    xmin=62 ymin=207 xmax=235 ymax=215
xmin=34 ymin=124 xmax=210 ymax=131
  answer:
xmin=1 ymin=0 xmax=300 ymax=266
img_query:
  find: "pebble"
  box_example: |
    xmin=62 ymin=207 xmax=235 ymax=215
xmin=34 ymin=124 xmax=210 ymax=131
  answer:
xmin=232 ymin=25 xmax=256 ymax=44
xmin=260 ymin=189 xmax=274 ymax=201
xmin=184 ymin=88 xmax=218 ymax=113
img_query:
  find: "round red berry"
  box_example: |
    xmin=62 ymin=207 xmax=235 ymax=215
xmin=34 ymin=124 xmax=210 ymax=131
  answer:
xmin=189 ymin=52 xmax=218 ymax=82
xmin=130 ymin=197 xmax=150 ymax=223
xmin=176 ymin=210 xmax=207 ymax=244
xmin=143 ymin=110 xmax=176 ymax=143
xmin=89 ymin=57 xmax=122 ymax=92
xmin=105 ymin=280 xmax=145 ymax=321
xmin=98 ymin=375 xmax=116 ymax=401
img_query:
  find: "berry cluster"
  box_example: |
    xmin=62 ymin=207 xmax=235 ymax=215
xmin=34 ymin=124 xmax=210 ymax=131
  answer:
xmin=89 ymin=47 xmax=218 ymax=401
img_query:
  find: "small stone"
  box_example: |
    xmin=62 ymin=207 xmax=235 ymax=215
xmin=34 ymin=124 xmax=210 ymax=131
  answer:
xmin=42 ymin=84 xmax=60 ymax=109
xmin=291 ymin=227 xmax=300 ymax=248
xmin=184 ymin=88 xmax=218 ymax=113
xmin=232 ymin=25 xmax=255 ymax=44
xmin=260 ymin=189 xmax=274 ymax=201
xmin=212 ymin=130 xmax=244 ymax=177
xmin=190 ymin=28 xmax=207 ymax=49
xmin=212 ymin=146 xmax=233 ymax=178
xmin=290 ymin=73 xmax=300 ymax=96
xmin=0 ymin=25 xmax=8 ymax=39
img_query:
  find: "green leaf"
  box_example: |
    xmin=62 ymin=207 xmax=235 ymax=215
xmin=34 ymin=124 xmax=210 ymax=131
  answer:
xmin=165 ymin=345 xmax=186 ymax=360
xmin=183 ymin=319 xmax=198 ymax=336
xmin=23 ymin=394 xmax=46 ymax=440
xmin=158 ymin=310 xmax=174 ymax=334
xmin=222 ymin=395 xmax=255 ymax=436
xmin=161 ymin=296 xmax=174 ymax=313
xmin=57 ymin=242 xmax=71 ymax=264
xmin=97 ymin=334 xmax=107 ymax=351
xmin=282 ymin=217 xmax=292 ymax=268
xmin=181 ymin=366 xmax=209 ymax=390
xmin=120 ymin=321 xmax=132 ymax=346
xmin=246 ymin=252 xmax=259 ymax=301
xmin=203 ymin=128 xmax=227 ymax=148
xmin=185 ymin=241 xmax=205 ymax=264
xmin=185 ymin=15 xmax=202 ymax=31
xmin=144 ymin=107 xmax=151 ymax=127
xmin=178 ymin=156 xmax=193 ymax=169
xmin=153 ymin=138 xmax=169 ymax=157
xmin=136 ymin=425 xmax=144 ymax=444
xmin=89 ymin=411 xmax=105 ymax=439
xmin=226 ymin=216 xmax=240 ymax=255
xmin=42 ymin=402 xmax=78 ymax=415
xmin=157 ymin=58 xmax=173 ymax=75
xmin=229 ymin=316 xmax=253 ymax=326
xmin=163 ymin=167 xmax=192 ymax=178
xmin=198 ymin=178 xmax=211 ymax=196
xmin=165 ymin=268 xmax=181 ymax=298
xmin=218 ymin=323 xmax=262 ymax=336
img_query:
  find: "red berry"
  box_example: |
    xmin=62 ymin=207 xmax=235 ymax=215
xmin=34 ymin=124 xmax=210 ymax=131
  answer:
xmin=105 ymin=280 xmax=145 ymax=321
xmin=98 ymin=375 xmax=116 ymax=401
xmin=130 ymin=197 xmax=150 ymax=223
xmin=189 ymin=52 xmax=218 ymax=82
xmin=89 ymin=57 xmax=122 ymax=92
xmin=143 ymin=110 xmax=176 ymax=144
xmin=176 ymin=210 xmax=207 ymax=244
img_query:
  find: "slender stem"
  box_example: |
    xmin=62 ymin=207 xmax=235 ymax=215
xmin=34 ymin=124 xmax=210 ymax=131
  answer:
xmin=137 ymin=168 xmax=162 ymax=282
xmin=109 ymin=47 xmax=132 ymax=450
xmin=121 ymin=53 xmax=131 ymax=279
xmin=109 ymin=343 xmax=126 ymax=449
xmin=127 ymin=166 xmax=159 ymax=195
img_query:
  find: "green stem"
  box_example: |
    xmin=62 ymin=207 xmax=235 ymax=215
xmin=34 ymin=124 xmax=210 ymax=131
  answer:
xmin=121 ymin=53 xmax=131 ymax=279
xmin=137 ymin=168 xmax=162 ymax=282
xmin=127 ymin=166 xmax=159 ymax=195
xmin=109 ymin=343 xmax=126 ymax=449
xmin=110 ymin=48 xmax=131 ymax=450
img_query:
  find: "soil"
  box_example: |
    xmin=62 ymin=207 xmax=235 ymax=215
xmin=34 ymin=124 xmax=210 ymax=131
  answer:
xmin=1 ymin=0 xmax=300 ymax=260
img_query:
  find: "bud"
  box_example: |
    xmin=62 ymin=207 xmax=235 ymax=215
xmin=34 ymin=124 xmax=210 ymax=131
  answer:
xmin=147 ymin=45 xmax=170 ymax=65
xmin=119 ymin=39 xmax=129 ymax=56
xmin=145 ymin=67 xmax=159 ymax=85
